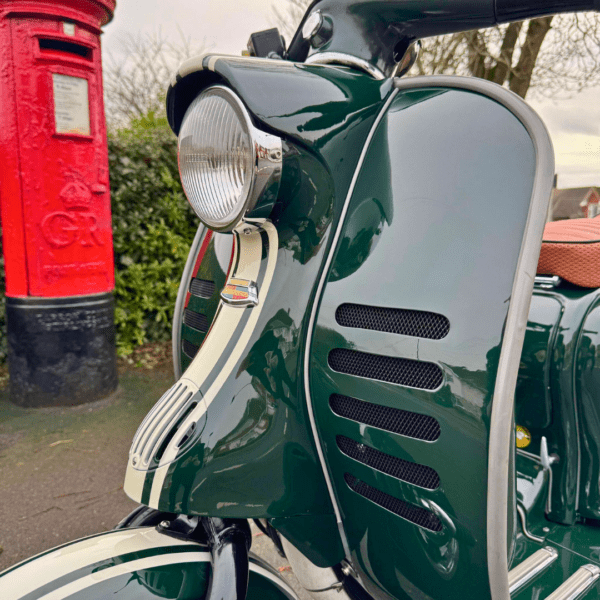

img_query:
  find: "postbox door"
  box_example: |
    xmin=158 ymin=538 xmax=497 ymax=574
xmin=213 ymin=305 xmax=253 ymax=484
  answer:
xmin=9 ymin=16 xmax=114 ymax=297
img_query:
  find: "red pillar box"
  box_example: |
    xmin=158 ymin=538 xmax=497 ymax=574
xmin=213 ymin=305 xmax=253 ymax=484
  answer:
xmin=0 ymin=0 xmax=117 ymax=406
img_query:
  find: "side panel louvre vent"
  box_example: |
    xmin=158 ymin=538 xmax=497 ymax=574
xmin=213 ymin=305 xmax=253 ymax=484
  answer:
xmin=328 ymin=348 xmax=443 ymax=390
xmin=131 ymin=381 xmax=198 ymax=470
xmin=336 ymin=304 xmax=450 ymax=340
xmin=330 ymin=394 xmax=440 ymax=441
xmin=337 ymin=436 xmax=440 ymax=490
xmin=182 ymin=339 xmax=200 ymax=359
xmin=190 ymin=278 xmax=216 ymax=298
xmin=183 ymin=309 xmax=210 ymax=332
xmin=345 ymin=473 xmax=443 ymax=532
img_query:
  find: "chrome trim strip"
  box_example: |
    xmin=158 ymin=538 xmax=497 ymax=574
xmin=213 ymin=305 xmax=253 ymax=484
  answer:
xmin=173 ymin=53 xmax=297 ymax=86
xmin=172 ymin=224 xmax=207 ymax=379
xmin=535 ymin=275 xmax=561 ymax=289
xmin=249 ymin=560 xmax=301 ymax=600
xmin=517 ymin=504 xmax=545 ymax=543
xmin=305 ymin=52 xmax=386 ymax=80
xmin=303 ymin=87 xmax=399 ymax=561
xmin=545 ymin=565 xmax=600 ymax=600
xmin=394 ymin=75 xmax=554 ymax=600
xmin=508 ymin=546 xmax=558 ymax=594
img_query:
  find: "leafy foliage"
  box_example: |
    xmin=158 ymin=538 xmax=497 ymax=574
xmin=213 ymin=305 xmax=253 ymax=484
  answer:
xmin=0 ymin=121 xmax=195 ymax=365
xmin=109 ymin=119 xmax=198 ymax=356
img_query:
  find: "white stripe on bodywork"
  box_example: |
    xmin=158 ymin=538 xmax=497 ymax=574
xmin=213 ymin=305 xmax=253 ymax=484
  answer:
xmin=148 ymin=222 xmax=278 ymax=508
xmin=123 ymin=466 xmax=146 ymax=503
xmin=8 ymin=551 xmax=297 ymax=600
xmin=1 ymin=528 xmax=198 ymax=600
xmin=37 ymin=552 xmax=210 ymax=600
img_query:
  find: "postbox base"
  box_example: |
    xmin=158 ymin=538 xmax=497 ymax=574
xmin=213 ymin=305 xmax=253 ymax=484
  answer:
xmin=5 ymin=293 xmax=118 ymax=407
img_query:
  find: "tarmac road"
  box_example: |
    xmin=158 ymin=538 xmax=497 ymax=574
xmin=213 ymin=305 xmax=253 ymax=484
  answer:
xmin=0 ymin=367 xmax=310 ymax=599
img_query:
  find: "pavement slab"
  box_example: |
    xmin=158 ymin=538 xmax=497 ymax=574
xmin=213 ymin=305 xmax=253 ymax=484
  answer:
xmin=0 ymin=367 xmax=310 ymax=599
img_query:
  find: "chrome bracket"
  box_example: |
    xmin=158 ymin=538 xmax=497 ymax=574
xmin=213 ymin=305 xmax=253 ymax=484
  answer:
xmin=517 ymin=503 xmax=545 ymax=543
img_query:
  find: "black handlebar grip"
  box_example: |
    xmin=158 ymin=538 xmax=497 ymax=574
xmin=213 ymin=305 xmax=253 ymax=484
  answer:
xmin=495 ymin=0 xmax=599 ymax=22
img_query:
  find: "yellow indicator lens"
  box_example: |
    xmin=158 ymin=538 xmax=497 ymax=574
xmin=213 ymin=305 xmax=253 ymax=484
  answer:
xmin=516 ymin=425 xmax=532 ymax=448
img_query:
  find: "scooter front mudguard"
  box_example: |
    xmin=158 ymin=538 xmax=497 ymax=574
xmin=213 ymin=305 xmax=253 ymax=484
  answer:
xmin=0 ymin=527 xmax=297 ymax=600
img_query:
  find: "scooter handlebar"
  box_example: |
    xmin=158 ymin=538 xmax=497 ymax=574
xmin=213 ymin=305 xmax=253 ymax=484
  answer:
xmin=495 ymin=0 xmax=600 ymax=23
xmin=287 ymin=0 xmax=599 ymax=75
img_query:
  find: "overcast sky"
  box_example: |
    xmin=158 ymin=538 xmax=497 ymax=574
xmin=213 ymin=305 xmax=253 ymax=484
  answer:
xmin=102 ymin=0 xmax=600 ymax=190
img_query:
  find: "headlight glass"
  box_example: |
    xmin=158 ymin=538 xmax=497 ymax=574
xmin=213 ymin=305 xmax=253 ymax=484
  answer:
xmin=178 ymin=85 xmax=281 ymax=231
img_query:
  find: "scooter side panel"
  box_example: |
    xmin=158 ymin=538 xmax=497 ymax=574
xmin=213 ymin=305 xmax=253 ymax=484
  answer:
xmin=309 ymin=85 xmax=542 ymax=599
xmin=0 ymin=528 xmax=297 ymax=600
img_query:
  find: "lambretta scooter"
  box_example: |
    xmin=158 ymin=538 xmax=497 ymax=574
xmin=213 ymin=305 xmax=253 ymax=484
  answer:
xmin=3 ymin=0 xmax=600 ymax=599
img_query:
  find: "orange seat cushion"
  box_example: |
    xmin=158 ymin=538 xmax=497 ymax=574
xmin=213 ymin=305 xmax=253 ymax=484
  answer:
xmin=537 ymin=216 xmax=600 ymax=288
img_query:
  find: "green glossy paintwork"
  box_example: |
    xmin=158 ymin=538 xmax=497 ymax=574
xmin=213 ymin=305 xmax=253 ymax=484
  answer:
xmin=160 ymin=58 xmax=395 ymax=567
xmin=511 ymin=529 xmax=600 ymax=599
xmin=180 ymin=234 xmax=232 ymax=373
xmin=60 ymin=558 xmax=292 ymax=600
xmin=309 ymin=87 xmax=537 ymax=599
xmin=288 ymin=0 xmax=497 ymax=77
xmin=573 ymin=291 xmax=600 ymax=519
xmin=0 ymin=528 xmax=294 ymax=600
xmin=515 ymin=295 xmax=562 ymax=431
xmin=518 ymin=285 xmax=600 ymax=525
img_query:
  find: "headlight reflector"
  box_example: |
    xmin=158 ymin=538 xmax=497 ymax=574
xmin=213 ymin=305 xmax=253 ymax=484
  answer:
xmin=178 ymin=85 xmax=282 ymax=231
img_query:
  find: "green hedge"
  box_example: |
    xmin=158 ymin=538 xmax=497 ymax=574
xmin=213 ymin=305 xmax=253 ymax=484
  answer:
xmin=0 ymin=119 xmax=198 ymax=362
xmin=109 ymin=120 xmax=198 ymax=355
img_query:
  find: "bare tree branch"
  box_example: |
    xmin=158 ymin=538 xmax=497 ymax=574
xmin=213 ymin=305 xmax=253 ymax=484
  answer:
xmin=272 ymin=1 xmax=600 ymax=99
xmin=103 ymin=31 xmax=207 ymax=129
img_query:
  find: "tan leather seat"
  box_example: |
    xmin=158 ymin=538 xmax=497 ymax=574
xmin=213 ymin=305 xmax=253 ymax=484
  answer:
xmin=537 ymin=215 xmax=600 ymax=288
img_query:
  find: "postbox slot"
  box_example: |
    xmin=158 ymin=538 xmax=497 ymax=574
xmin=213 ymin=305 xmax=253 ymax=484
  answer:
xmin=39 ymin=38 xmax=92 ymax=61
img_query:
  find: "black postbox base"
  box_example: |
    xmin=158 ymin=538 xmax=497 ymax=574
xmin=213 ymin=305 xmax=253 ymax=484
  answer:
xmin=6 ymin=293 xmax=118 ymax=407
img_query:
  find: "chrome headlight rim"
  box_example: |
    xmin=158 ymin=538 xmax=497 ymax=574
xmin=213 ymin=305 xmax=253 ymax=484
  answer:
xmin=178 ymin=84 xmax=283 ymax=233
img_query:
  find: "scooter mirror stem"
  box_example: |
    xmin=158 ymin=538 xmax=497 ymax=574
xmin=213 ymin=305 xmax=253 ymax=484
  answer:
xmin=202 ymin=518 xmax=252 ymax=600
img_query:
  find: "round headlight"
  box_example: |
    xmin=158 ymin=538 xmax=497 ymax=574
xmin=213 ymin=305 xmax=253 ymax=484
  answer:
xmin=178 ymin=85 xmax=282 ymax=231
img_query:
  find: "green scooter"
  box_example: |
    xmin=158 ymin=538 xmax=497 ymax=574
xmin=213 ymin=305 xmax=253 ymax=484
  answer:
xmin=3 ymin=1 xmax=600 ymax=599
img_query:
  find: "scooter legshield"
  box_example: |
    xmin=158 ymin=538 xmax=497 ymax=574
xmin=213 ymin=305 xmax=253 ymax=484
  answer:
xmin=123 ymin=55 xmax=393 ymax=568
xmin=0 ymin=527 xmax=297 ymax=600
xmin=307 ymin=77 xmax=554 ymax=599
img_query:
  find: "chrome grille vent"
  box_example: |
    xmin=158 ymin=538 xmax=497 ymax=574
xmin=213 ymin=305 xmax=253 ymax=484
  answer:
xmin=337 ymin=436 xmax=440 ymax=490
xmin=330 ymin=394 xmax=440 ymax=441
xmin=190 ymin=278 xmax=215 ymax=298
xmin=336 ymin=304 xmax=450 ymax=340
xmin=130 ymin=380 xmax=199 ymax=470
xmin=328 ymin=348 xmax=443 ymax=390
xmin=345 ymin=473 xmax=442 ymax=532
xmin=183 ymin=309 xmax=210 ymax=332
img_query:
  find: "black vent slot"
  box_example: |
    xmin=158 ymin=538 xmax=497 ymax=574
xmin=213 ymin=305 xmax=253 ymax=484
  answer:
xmin=330 ymin=394 xmax=440 ymax=441
xmin=345 ymin=474 xmax=442 ymax=532
xmin=183 ymin=309 xmax=209 ymax=332
xmin=190 ymin=278 xmax=215 ymax=298
xmin=39 ymin=38 xmax=92 ymax=60
xmin=182 ymin=339 xmax=200 ymax=359
xmin=336 ymin=304 xmax=450 ymax=340
xmin=328 ymin=348 xmax=443 ymax=390
xmin=337 ymin=436 xmax=440 ymax=490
